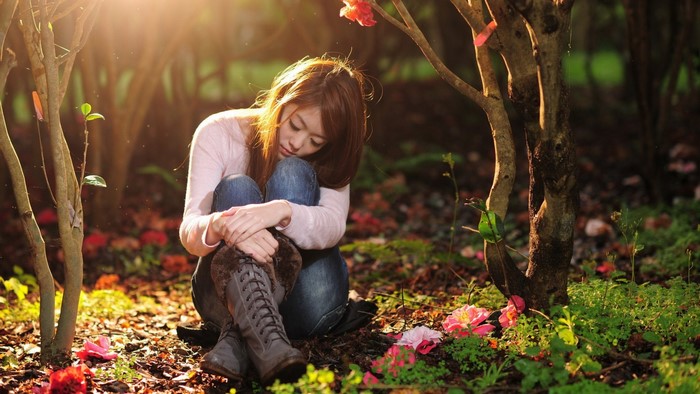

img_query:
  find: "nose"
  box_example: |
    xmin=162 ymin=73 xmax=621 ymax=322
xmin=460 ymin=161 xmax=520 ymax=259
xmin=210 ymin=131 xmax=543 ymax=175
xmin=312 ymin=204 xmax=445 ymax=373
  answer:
xmin=288 ymin=134 xmax=302 ymax=151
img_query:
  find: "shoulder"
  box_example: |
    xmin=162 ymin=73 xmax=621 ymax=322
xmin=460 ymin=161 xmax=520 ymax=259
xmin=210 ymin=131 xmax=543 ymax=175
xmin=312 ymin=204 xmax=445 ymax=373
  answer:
xmin=195 ymin=108 xmax=259 ymax=144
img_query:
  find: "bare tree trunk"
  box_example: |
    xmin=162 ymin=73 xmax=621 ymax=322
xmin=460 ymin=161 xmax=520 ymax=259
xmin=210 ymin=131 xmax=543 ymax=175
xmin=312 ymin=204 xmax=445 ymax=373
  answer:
xmin=15 ymin=0 xmax=101 ymax=362
xmin=0 ymin=1 xmax=58 ymax=363
xmin=365 ymin=0 xmax=577 ymax=311
xmin=510 ymin=0 xmax=577 ymax=310
xmin=621 ymin=0 xmax=699 ymax=203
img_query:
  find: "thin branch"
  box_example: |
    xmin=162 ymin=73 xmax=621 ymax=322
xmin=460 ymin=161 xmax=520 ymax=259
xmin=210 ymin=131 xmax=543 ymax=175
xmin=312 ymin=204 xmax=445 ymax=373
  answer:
xmin=57 ymin=0 xmax=101 ymax=99
xmin=0 ymin=0 xmax=18 ymax=60
xmin=370 ymin=0 xmax=486 ymax=107
xmin=0 ymin=48 xmax=16 ymax=92
xmin=50 ymin=0 xmax=88 ymax=22
xmin=449 ymin=0 xmax=486 ymax=31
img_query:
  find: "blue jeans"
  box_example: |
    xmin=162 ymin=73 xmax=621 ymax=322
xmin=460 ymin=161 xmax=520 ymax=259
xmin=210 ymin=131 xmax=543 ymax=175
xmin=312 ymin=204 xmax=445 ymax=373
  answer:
xmin=190 ymin=157 xmax=349 ymax=339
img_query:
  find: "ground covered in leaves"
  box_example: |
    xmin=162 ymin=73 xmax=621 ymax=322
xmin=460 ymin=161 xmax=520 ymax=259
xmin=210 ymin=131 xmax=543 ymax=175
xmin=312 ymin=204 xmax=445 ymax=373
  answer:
xmin=1 ymin=102 xmax=699 ymax=393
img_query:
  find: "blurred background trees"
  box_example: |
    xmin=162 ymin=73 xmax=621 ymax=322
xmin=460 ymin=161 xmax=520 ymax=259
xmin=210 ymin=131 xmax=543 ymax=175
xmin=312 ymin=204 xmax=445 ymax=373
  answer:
xmin=1 ymin=0 xmax=698 ymax=250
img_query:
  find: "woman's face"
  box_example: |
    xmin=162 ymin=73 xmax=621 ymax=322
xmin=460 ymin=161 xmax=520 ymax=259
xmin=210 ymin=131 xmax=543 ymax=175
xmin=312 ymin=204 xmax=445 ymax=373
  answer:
xmin=278 ymin=104 xmax=327 ymax=160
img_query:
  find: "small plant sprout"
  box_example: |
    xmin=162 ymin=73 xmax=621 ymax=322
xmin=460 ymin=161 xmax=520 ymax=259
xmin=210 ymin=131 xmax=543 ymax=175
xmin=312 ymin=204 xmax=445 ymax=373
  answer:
xmin=79 ymin=103 xmax=106 ymax=189
xmin=442 ymin=153 xmax=460 ymax=263
xmin=464 ymin=198 xmax=505 ymax=245
xmin=687 ymin=248 xmax=694 ymax=285
xmin=611 ymin=209 xmax=644 ymax=283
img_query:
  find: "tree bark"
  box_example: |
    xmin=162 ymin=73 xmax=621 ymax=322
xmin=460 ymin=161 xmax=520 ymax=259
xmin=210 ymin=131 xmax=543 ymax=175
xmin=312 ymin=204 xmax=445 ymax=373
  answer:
xmin=0 ymin=1 xmax=57 ymax=363
xmin=16 ymin=0 xmax=101 ymax=361
xmin=509 ymin=0 xmax=577 ymax=310
xmin=369 ymin=0 xmax=577 ymax=311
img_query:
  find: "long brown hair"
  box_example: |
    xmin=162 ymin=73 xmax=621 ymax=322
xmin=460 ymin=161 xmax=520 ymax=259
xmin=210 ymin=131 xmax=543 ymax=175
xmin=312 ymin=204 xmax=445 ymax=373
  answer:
xmin=247 ymin=56 xmax=370 ymax=189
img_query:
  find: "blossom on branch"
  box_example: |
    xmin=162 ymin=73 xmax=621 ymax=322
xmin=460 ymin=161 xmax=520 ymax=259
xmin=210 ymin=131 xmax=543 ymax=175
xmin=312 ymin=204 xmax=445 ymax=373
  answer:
xmin=474 ymin=20 xmax=497 ymax=47
xmin=340 ymin=0 xmax=377 ymax=27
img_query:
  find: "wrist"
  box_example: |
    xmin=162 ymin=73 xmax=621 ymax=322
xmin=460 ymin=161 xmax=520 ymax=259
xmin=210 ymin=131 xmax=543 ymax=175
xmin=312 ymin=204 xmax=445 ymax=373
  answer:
xmin=205 ymin=212 xmax=223 ymax=244
xmin=274 ymin=200 xmax=292 ymax=227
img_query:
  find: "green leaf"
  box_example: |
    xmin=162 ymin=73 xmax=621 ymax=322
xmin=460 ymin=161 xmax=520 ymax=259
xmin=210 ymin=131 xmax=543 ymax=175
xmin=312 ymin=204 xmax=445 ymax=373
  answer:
xmin=642 ymin=331 xmax=663 ymax=345
xmin=80 ymin=103 xmax=92 ymax=116
xmin=555 ymin=326 xmax=578 ymax=346
xmin=465 ymin=197 xmax=487 ymax=212
xmin=85 ymin=113 xmax=105 ymax=121
xmin=442 ymin=152 xmax=455 ymax=166
xmin=137 ymin=165 xmax=184 ymax=191
xmin=82 ymin=175 xmax=107 ymax=187
xmin=478 ymin=210 xmax=505 ymax=243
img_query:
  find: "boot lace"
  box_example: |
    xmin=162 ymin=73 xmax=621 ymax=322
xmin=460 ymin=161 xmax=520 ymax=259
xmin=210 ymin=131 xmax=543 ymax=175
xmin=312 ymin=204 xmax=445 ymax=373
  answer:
xmin=239 ymin=263 xmax=287 ymax=345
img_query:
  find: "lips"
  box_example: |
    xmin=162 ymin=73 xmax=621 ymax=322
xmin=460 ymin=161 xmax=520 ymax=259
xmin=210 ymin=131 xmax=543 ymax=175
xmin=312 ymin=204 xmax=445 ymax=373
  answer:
xmin=280 ymin=146 xmax=295 ymax=157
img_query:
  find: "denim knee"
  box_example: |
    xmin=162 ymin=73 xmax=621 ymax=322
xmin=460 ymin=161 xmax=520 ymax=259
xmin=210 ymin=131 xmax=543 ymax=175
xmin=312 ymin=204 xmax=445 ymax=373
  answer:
xmin=266 ymin=157 xmax=319 ymax=205
xmin=213 ymin=174 xmax=263 ymax=211
xmin=279 ymin=248 xmax=349 ymax=339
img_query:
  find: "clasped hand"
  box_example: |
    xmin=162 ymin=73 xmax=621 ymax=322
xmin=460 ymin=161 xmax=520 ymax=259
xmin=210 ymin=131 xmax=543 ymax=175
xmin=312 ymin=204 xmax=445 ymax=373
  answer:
xmin=211 ymin=201 xmax=290 ymax=264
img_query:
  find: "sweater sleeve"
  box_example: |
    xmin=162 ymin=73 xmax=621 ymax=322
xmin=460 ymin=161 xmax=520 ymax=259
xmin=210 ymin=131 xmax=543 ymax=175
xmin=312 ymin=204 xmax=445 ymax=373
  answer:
xmin=179 ymin=112 xmax=247 ymax=256
xmin=276 ymin=184 xmax=350 ymax=250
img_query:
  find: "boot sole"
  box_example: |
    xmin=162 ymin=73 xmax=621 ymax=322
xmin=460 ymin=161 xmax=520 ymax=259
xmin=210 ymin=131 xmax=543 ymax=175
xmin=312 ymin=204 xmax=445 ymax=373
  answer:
xmin=200 ymin=359 xmax=245 ymax=382
xmin=261 ymin=357 xmax=307 ymax=387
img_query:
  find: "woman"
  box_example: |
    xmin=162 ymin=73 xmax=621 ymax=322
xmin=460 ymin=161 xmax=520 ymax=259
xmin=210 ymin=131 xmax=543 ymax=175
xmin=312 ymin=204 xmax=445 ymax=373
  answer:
xmin=179 ymin=56 xmax=371 ymax=385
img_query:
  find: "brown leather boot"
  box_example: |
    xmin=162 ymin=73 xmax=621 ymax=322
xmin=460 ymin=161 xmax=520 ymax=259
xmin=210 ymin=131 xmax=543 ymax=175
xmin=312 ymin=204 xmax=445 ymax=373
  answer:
xmin=209 ymin=231 xmax=305 ymax=386
xmin=199 ymin=319 xmax=248 ymax=381
xmin=224 ymin=260 xmax=306 ymax=385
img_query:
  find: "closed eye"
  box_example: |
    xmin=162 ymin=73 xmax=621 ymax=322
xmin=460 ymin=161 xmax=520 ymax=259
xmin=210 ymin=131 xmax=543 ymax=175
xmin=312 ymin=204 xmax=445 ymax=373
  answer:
xmin=290 ymin=119 xmax=301 ymax=131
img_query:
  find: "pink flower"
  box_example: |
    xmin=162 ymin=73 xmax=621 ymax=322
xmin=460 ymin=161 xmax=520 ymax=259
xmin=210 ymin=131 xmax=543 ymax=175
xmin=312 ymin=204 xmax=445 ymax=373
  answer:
xmin=509 ymin=295 xmax=526 ymax=313
xmin=139 ymin=229 xmax=168 ymax=247
xmin=34 ymin=364 xmax=93 ymax=394
xmin=499 ymin=295 xmax=526 ymax=328
xmin=596 ymin=260 xmax=616 ymax=275
xmin=395 ymin=326 xmax=442 ymax=355
xmin=76 ymin=336 xmax=118 ymax=362
xmin=340 ymin=0 xmax=377 ymax=27
xmin=442 ymin=304 xmax=495 ymax=337
xmin=371 ymin=345 xmax=416 ymax=377
xmin=363 ymin=371 xmax=380 ymax=385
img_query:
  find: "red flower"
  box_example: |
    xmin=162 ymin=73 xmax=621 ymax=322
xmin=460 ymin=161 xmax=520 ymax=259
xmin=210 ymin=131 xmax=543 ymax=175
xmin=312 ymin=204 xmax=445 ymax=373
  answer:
xmin=350 ymin=210 xmax=383 ymax=235
xmin=139 ymin=229 xmax=168 ymax=247
xmin=36 ymin=208 xmax=57 ymax=225
xmin=161 ymin=254 xmax=191 ymax=274
xmin=596 ymin=260 xmax=616 ymax=275
xmin=35 ymin=364 xmax=93 ymax=394
xmin=94 ymin=274 xmax=121 ymax=290
xmin=340 ymin=0 xmax=377 ymax=27
xmin=83 ymin=232 xmax=108 ymax=257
